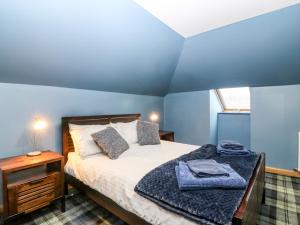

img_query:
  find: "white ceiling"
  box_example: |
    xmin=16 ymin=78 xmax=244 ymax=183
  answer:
xmin=133 ymin=0 xmax=300 ymax=37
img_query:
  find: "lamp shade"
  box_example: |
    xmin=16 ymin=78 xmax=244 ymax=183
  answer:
xmin=33 ymin=119 xmax=47 ymax=130
xmin=149 ymin=112 xmax=159 ymax=122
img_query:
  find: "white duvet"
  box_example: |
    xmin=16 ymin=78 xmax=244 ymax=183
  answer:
xmin=65 ymin=140 xmax=200 ymax=225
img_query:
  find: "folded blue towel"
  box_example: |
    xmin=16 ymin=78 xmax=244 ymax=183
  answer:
xmin=220 ymin=140 xmax=244 ymax=150
xmin=175 ymin=161 xmax=246 ymax=191
xmin=217 ymin=145 xmax=251 ymax=156
xmin=186 ymin=159 xmax=229 ymax=177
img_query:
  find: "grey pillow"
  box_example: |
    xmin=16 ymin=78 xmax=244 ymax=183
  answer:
xmin=91 ymin=127 xmax=129 ymax=159
xmin=137 ymin=121 xmax=161 ymax=145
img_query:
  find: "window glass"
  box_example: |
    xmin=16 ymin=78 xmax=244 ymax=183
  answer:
xmin=217 ymin=87 xmax=250 ymax=111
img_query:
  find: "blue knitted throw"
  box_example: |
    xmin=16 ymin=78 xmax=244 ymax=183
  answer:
xmin=134 ymin=145 xmax=259 ymax=225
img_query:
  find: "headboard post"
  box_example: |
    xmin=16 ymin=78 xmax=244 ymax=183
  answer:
xmin=61 ymin=114 xmax=141 ymax=164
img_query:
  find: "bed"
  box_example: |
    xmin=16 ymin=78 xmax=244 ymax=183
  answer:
xmin=62 ymin=114 xmax=265 ymax=225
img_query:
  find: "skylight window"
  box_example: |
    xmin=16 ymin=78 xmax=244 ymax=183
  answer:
xmin=216 ymin=87 xmax=250 ymax=112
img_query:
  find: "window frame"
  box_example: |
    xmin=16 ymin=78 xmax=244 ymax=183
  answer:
xmin=216 ymin=88 xmax=251 ymax=112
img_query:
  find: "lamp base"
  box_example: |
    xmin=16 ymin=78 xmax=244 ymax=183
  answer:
xmin=27 ymin=151 xmax=42 ymax=157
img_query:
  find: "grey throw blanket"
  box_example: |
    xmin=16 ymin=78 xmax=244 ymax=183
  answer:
xmin=134 ymin=145 xmax=259 ymax=225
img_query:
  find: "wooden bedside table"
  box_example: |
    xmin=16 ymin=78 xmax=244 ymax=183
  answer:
xmin=159 ymin=130 xmax=175 ymax=142
xmin=0 ymin=151 xmax=65 ymax=223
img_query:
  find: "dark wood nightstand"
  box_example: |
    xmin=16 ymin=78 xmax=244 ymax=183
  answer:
xmin=0 ymin=151 xmax=65 ymax=223
xmin=159 ymin=130 xmax=175 ymax=142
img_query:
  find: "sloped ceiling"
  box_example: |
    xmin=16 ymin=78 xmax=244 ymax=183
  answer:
xmin=134 ymin=0 xmax=300 ymax=37
xmin=0 ymin=0 xmax=183 ymax=96
xmin=168 ymin=4 xmax=300 ymax=93
xmin=0 ymin=1 xmax=300 ymax=96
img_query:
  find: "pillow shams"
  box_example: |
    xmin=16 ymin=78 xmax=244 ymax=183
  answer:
xmin=91 ymin=127 xmax=129 ymax=159
xmin=137 ymin=121 xmax=160 ymax=145
xmin=111 ymin=120 xmax=138 ymax=144
xmin=69 ymin=124 xmax=108 ymax=158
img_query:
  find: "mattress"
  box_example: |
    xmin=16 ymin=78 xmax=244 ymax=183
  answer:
xmin=65 ymin=140 xmax=200 ymax=225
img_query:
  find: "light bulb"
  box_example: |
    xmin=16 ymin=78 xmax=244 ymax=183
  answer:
xmin=33 ymin=119 xmax=47 ymax=130
xmin=150 ymin=113 xmax=159 ymax=122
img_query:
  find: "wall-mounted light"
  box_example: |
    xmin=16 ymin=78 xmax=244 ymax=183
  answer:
xmin=149 ymin=112 xmax=159 ymax=123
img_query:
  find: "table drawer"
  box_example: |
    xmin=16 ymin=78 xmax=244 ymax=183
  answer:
xmin=17 ymin=173 xmax=57 ymax=194
xmin=18 ymin=192 xmax=55 ymax=213
xmin=7 ymin=172 xmax=60 ymax=216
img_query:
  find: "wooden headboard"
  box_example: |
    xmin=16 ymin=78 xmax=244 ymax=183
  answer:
xmin=61 ymin=114 xmax=141 ymax=164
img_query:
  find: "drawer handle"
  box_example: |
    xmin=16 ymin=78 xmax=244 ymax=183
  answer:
xmin=29 ymin=177 xmax=46 ymax=184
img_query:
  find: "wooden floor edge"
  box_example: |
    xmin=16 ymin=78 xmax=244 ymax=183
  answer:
xmin=266 ymin=166 xmax=300 ymax=178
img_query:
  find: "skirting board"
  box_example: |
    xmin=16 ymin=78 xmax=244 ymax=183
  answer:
xmin=265 ymin=166 xmax=300 ymax=178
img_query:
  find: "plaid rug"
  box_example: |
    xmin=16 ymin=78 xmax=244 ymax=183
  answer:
xmin=6 ymin=191 xmax=127 ymax=225
xmin=5 ymin=173 xmax=300 ymax=225
xmin=257 ymin=173 xmax=300 ymax=225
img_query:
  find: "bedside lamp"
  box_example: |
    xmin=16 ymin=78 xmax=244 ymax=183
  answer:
xmin=149 ymin=112 xmax=159 ymax=123
xmin=28 ymin=117 xmax=48 ymax=156
xmin=33 ymin=119 xmax=47 ymax=131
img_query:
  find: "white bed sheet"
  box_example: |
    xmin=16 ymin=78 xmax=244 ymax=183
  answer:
xmin=65 ymin=140 xmax=200 ymax=225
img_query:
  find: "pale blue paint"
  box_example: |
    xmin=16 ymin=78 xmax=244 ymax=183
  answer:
xmin=164 ymin=91 xmax=210 ymax=146
xmin=0 ymin=83 xmax=164 ymax=158
xmin=218 ymin=113 xmax=251 ymax=149
xmin=169 ymin=4 xmax=300 ymax=93
xmin=251 ymin=85 xmax=300 ymax=169
xmin=2 ymin=1 xmax=300 ymax=96
xmin=0 ymin=0 xmax=183 ymax=96
xmin=209 ymin=91 xmax=222 ymax=144
xmin=164 ymin=90 xmax=221 ymax=146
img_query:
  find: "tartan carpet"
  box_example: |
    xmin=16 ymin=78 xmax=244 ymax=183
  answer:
xmin=257 ymin=173 xmax=300 ymax=225
xmin=6 ymin=192 xmax=127 ymax=225
xmin=6 ymin=173 xmax=300 ymax=225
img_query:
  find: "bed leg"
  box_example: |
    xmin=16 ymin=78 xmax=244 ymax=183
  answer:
xmin=64 ymin=180 xmax=69 ymax=196
xmin=61 ymin=196 xmax=66 ymax=212
xmin=262 ymin=188 xmax=266 ymax=204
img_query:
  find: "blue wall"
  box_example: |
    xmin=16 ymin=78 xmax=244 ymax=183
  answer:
xmin=0 ymin=83 xmax=164 ymax=158
xmin=218 ymin=113 xmax=251 ymax=149
xmin=164 ymin=91 xmax=210 ymax=146
xmin=251 ymin=85 xmax=300 ymax=169
xmin=209 ymin=91 xmax=223 ymax=144
xmin=1 ymin=83 xmax=300 ymax=171
xmin=164 ymin=90 xmax=221 ymax=146
xmin=0 ymin=0 xmax=183 ymax=96
xmin=169 ymin=4 xmax=300 ymax=93
xmin=213 ymin=85 xmax=300 ymax=170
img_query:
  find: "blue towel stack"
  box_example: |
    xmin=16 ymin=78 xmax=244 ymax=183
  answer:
xmin=217 ymin=140 xmax=251 ymax=156
xmin=186 ymin=159 xmax=229 ymax=177
xmin=175 ymin=160 xmax=246 ymax=191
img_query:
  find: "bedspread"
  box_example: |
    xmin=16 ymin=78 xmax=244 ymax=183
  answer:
xmin=135 ymin=145 xmax=259 ymax=225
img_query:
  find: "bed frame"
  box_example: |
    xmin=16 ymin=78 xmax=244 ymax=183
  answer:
xmin=62 ymin=114 xmax=265 ymax=225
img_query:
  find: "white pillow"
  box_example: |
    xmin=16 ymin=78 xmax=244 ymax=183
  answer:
xmin=111 ymin=120 xmax=138 ymax=145
xmin=69 ymin=124 xmax=109 ymax=158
